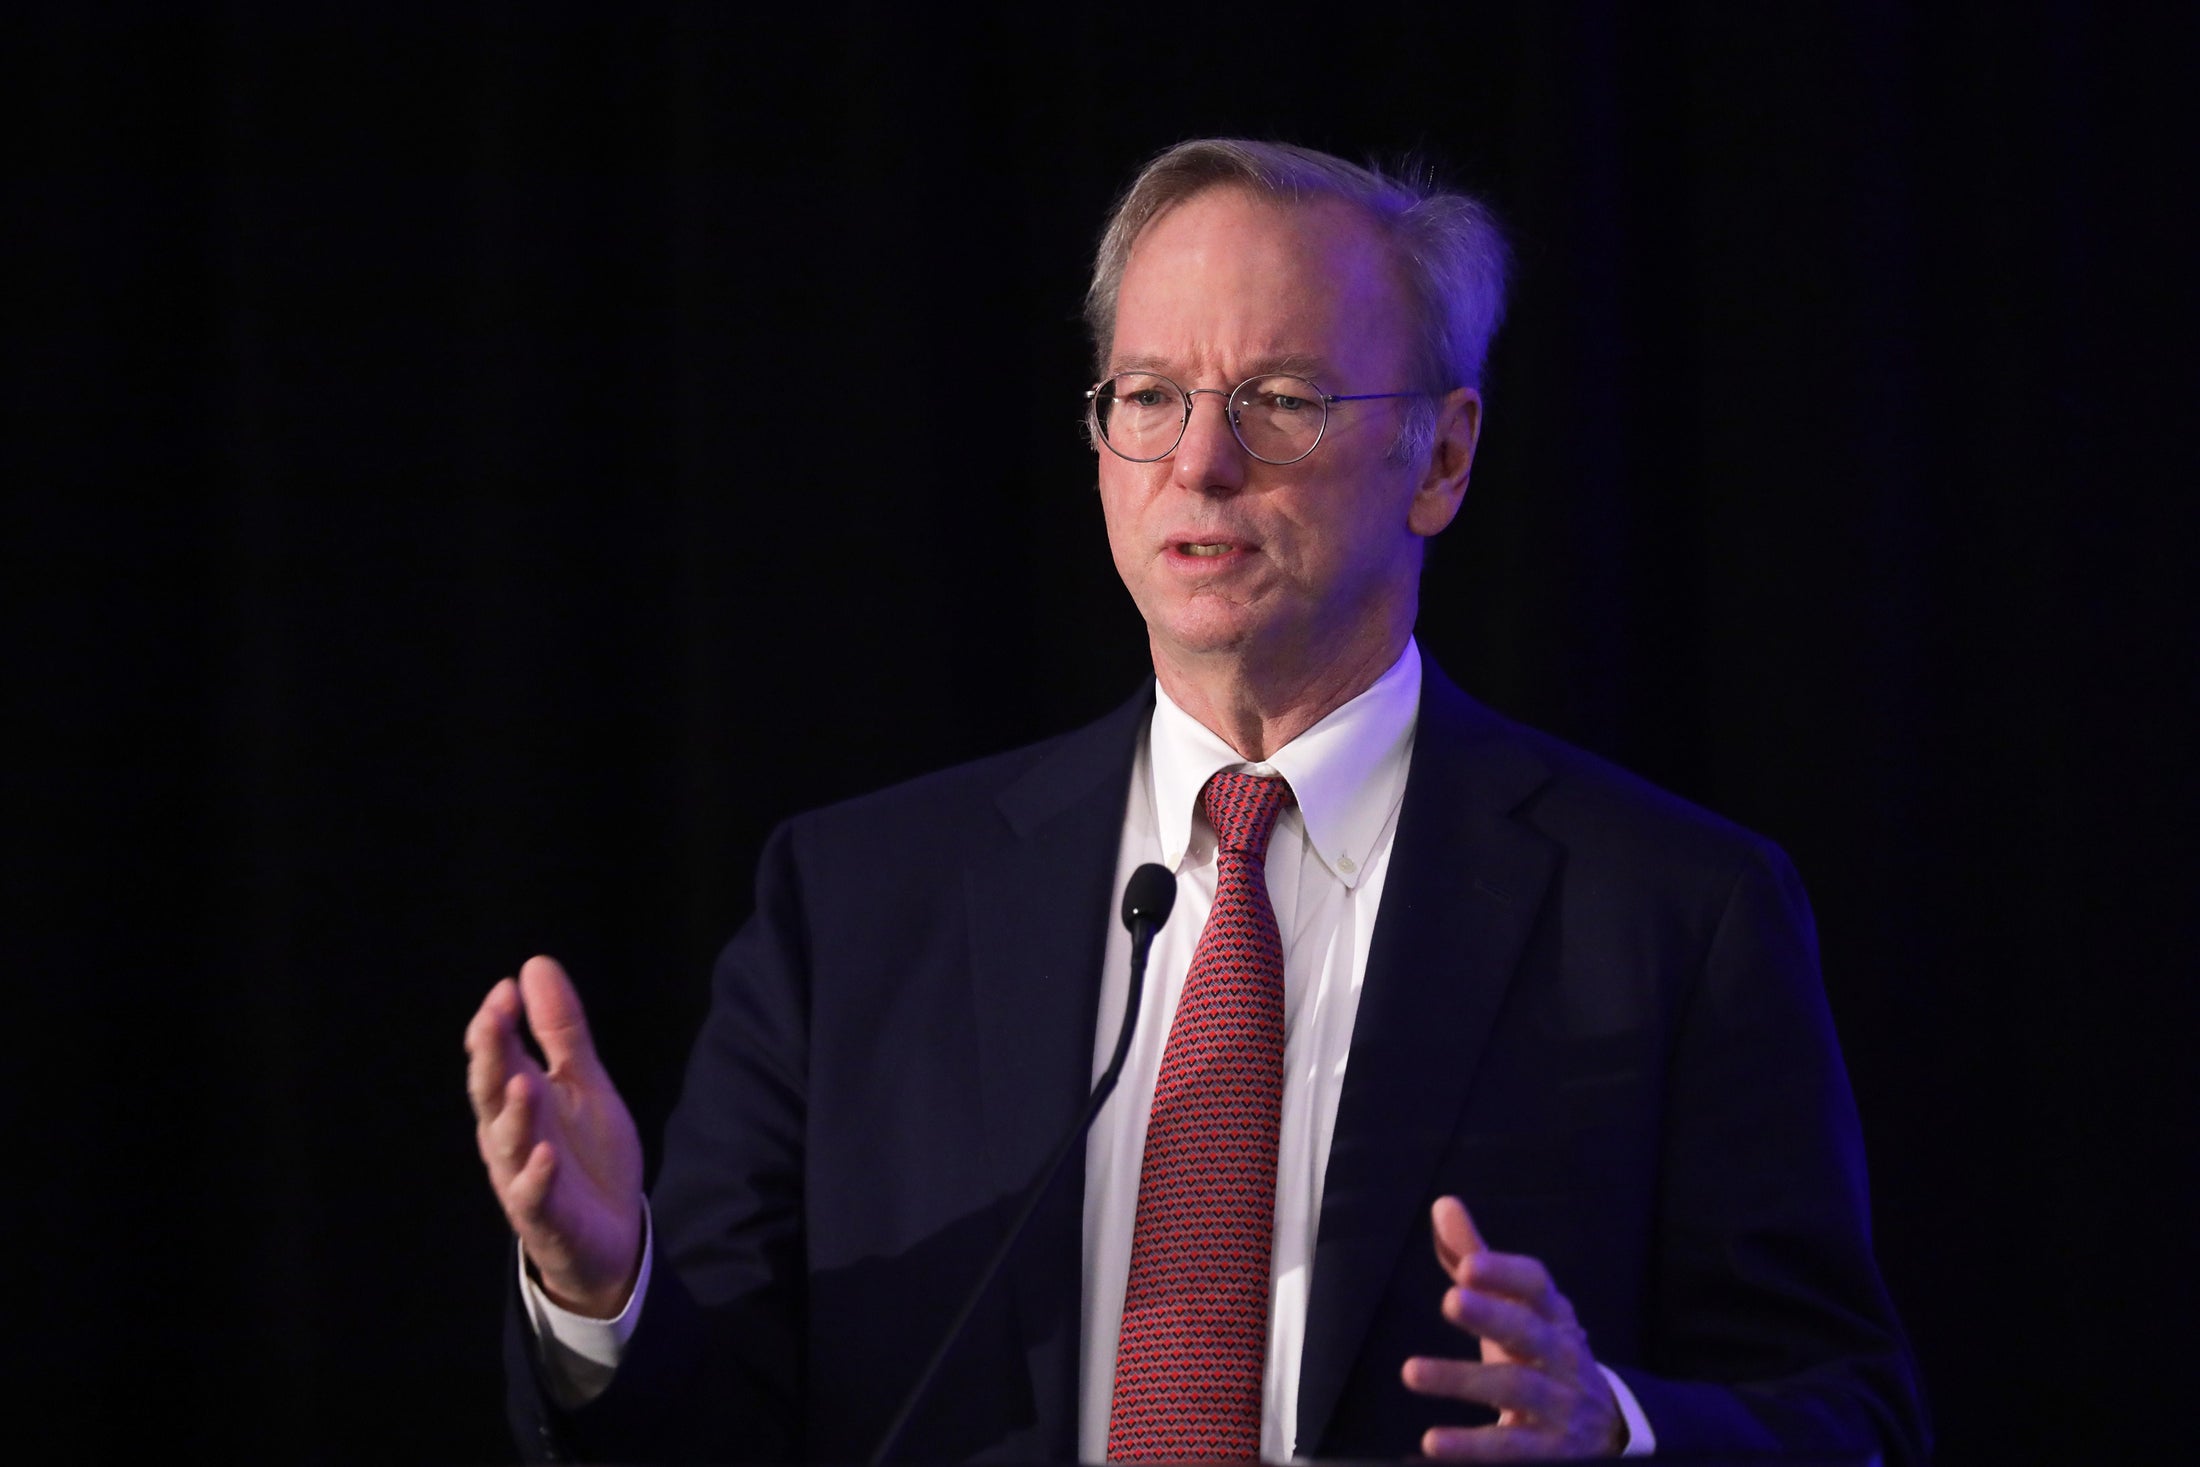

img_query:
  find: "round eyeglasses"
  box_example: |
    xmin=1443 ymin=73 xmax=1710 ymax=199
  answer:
xmin=1086 ymin=371 xmax=1422 ymax=466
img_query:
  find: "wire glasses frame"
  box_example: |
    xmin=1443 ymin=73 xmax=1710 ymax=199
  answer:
xmin=1085 ymin=371 xmax=1423 ymax=466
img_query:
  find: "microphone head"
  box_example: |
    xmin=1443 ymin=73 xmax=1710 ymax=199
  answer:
xmin=1120 ymin=862 xmax=1178 ymax=934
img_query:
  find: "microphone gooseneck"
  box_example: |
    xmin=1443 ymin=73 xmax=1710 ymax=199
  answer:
xmin=868 ymin=862 xmax=1178 ymax=1465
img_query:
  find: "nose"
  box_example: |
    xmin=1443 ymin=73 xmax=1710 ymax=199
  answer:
xmin=1170 ymin=388 xmax=1249 ymax=496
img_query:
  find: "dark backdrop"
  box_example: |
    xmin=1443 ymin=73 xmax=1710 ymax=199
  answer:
xmin=8 ymin=4 xmax=2193 ymax=1462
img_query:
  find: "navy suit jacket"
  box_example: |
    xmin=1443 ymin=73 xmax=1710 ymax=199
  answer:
xmin=508 ymin=662 xmax=1927 ymax=1464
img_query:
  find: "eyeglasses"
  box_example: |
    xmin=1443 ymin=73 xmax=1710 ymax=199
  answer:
xmin=1086 ymin=371 xmax=1423 ymax=466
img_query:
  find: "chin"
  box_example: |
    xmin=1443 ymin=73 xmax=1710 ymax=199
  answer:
xmin=1147 ymin=610 xmax=1281 ymax=664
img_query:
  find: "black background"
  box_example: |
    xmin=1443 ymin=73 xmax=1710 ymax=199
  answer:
xmin=7 ymin=4 xmax=2193 ymax=1462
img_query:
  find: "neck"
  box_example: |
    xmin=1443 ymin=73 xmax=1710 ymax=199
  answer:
xmin=1152 ymin=625 xmax=1411 ymax=762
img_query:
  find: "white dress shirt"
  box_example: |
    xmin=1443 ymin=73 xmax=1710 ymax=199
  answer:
xmin=1078 ymin=641 xmax=1420 ymax=1461
xmin=525 ymin=638 xmax=1652 ymax=1457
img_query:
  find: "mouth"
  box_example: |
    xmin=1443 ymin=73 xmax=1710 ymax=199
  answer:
xmin=1167 ymin=532 xmax=1255 ymax=558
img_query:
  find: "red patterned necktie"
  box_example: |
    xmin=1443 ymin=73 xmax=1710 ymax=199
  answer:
xmin=1108 ymin=771 xmax=1294 ymax=1461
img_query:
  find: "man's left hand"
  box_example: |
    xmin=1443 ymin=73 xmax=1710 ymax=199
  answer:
xmin=1402 ymin=1196 xmax=1626 ymax=1459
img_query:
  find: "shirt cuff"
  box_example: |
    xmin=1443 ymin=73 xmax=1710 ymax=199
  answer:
xmin=516 ymin=1201 xmax=654 ymax=1410
xmin=1598 ymin=1364 xmax=1657 ymax=1456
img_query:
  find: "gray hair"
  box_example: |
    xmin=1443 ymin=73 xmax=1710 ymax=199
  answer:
xmin=1085 ymin=139 xmax=1511 ymax=463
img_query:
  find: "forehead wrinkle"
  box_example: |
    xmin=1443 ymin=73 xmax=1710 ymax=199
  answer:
xmin=1105 ymin=350 xmax=1335 ymax=384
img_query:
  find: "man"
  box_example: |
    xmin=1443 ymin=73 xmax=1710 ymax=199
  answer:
xmin=468 ymin=139 xmax=1927 ymax=1463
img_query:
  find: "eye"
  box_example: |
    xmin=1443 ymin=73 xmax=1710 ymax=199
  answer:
xmin=1240 ymin=375 xmax=1323 ymax=416
xmin=1105 ymin=374 xmax=1181 ymax=416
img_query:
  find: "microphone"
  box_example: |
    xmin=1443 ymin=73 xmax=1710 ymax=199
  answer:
xmin=869 ymin=863 xmax=1177 ymax=1464
xmin=1120 ymin=861 xmax=1177 ymax=952
xmin=1112 ymin=861 xmax=1176 ymax=1084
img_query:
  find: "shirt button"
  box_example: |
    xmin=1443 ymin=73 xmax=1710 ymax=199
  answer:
xmin=1336 ymin=855 xmax=1357 ymax=873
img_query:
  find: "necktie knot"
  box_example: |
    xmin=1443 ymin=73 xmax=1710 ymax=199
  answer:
xmin=1201 ymin=771 xmax=1293 ymax=858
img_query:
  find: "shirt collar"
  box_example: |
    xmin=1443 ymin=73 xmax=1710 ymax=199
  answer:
xmin=1147 ymin=639 xmax=1422 ymax=890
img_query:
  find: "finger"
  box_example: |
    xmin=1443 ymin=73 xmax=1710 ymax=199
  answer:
xmin=504 ymin=1137 xmax=558 ymax=1233
xmin=474 ymin=984 xmax=547 ymax=1139
xmin=518 ymin=955 xmax=601 ymax=1075
xmin=1443 ymin=1285 xmax=1569 ymax=1366
xmin=1420 ymin=1422 xmax=1569 ymax=1461
xmin=1401 ymin=1358 xmax=1562 ymax=1420
xmin=1431 ymin=1195 xmax=1488 ymax=1282
xmin=482 ymin=1069 xmax=547 ymax=1190
xmin=1455 ymin=1249 xmax=1571 ymax=1320
xmin=464 ymin=978 xmax=524 ymax=1122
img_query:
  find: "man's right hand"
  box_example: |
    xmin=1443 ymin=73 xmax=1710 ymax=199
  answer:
xmin=466 ymin=955 xmax=645 ymax=1319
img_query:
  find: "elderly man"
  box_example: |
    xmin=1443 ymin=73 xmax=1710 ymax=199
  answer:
xmin=468 ymin=139 xmax=1926 ymax=1464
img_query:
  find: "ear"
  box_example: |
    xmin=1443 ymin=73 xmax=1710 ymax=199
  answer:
xmin=1407 ymin=387 xmax=1482 ymax=538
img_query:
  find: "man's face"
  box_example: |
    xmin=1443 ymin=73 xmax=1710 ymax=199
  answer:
xmin=1098 ymin=188 xmax=1467 ymax=683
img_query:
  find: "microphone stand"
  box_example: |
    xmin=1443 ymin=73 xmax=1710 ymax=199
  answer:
xmin=867 ymin=864 xmax=1177 ymax=1465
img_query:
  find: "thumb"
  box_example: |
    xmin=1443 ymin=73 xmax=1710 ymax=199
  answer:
xmin=517 ymin=954 xmax=602 ymax=1074
xmin=1431 ymin=1194 xmax=1488 ymax=1283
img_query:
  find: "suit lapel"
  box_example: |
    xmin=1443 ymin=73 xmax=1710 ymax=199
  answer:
xmin=964 ymin=686 xmax=1151 ymax=1459
xmin=1296 ymin=664 xmax=1560 ymax=1454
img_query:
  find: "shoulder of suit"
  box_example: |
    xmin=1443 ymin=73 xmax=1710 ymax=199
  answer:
xmin=1419 ymin=668 xmax=1795 ymax=885
xmin=777 ymin=682 xmax=1153 ymax=852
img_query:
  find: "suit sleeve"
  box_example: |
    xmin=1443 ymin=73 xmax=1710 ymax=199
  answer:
xmin=504 ymin=822 xmax=812 ymax=1464
xmin=1610 ymin=842 xmax=1930 ymax=1465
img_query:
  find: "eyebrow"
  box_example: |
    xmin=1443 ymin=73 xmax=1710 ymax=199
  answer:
xmin=1107 ymin=352 xmax=1332 ymax=381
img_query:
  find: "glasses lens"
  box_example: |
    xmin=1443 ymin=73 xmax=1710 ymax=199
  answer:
xmin=1093 ymin=373 xmax=1185 ymax=461
xmin=1228 ymin=375 xmax=1327 ymax=463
